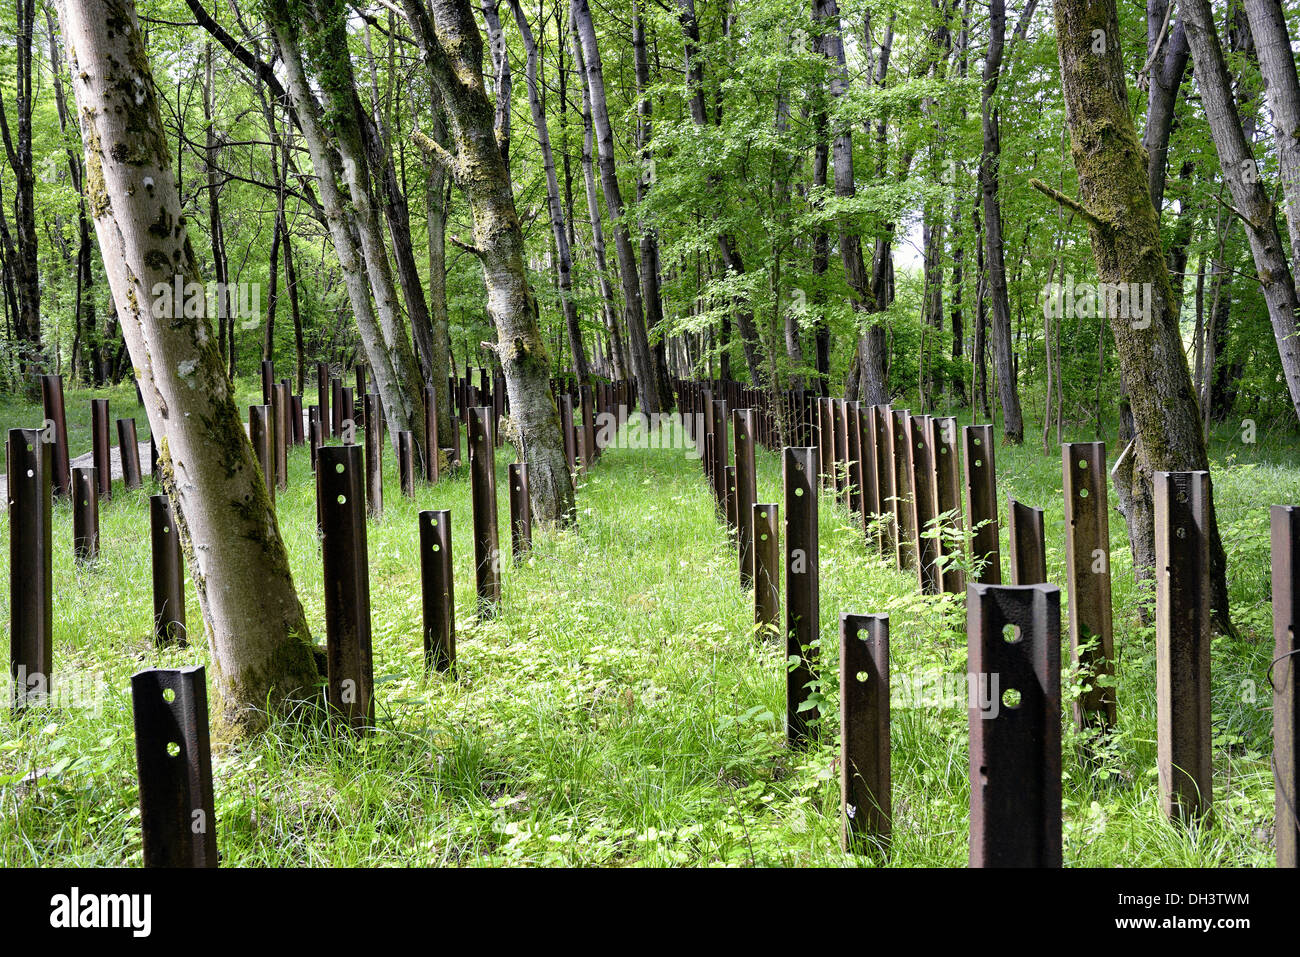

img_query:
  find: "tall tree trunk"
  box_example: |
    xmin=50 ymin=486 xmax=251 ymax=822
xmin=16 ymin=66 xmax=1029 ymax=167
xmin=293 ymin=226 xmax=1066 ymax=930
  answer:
xmin=266 ymin=0 xmax=420 ymax=454
xmin=1143 ymin=0 xmax=1190 ymax=214
xmin=1243 ymin=0 xmax=1300 ymax=274
xmin=60 ymin=0 xmax=319 ymax=732
xmin=571 ymin=0 xmax=662 ymax=412
xmin=1183 ymin=0 xmax=1300 ymax=425
xmin=509 ymin=0 xmax=590 ymax=383
xmin=0 ymin=0 xmax=41 ymax=376
xmin=979 ymin=0 xmax=1033 ymax=442
xmin=404 ymin=0 xmax=575 ymax=523
xmin=1047 ymin=0 xmax=1233 ymax=631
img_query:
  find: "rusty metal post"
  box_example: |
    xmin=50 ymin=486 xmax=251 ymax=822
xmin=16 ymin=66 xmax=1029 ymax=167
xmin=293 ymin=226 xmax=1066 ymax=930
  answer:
xmin=117 ymin=418 xmax=143 ymax=490
xmin=724 ymin=465 xmax=738 ymax=531
xmin=1270 ymin=505 xmax=1300 ymax=867
xmin=449 ymin=414 xmax=462 ymax=469
xmin=580 ymin=384 xmax=596 ymax=469
xmin=73 ymin=465 xmax=99 ymax=563
xmin=91 ymin=398 xmax=111 ymax=500
xmin=364 ymin=394 xmax=384 ymax=520
xmin=840 ymin=613 xmax=890 ymax=854
xmin=151 ymin=493 xmax=187 ymax=646
xmin=291 ymin=394 xmax=304 ymax=445
xmin=261 ymin=359 xmax=275 ymax=405
xmin=40 ymin=374 xmax=71 ymax=497
xmin=1008 ymin=499 xmax=1046 ymax=585
xmin=8 ymin=429 xmax=52 ymax=709
xmin=317 ymin=445 xmax=374 ymax=733
xmin=560 ymin=394 xmax=578 ymax=473
xmin=733 ymin=409 xmax=757 ymax=587
xmin=855 ymin=404 xmax=878 ymax=540
xmin=341 ymin=386 xmax=356 ymax=445
xmin=274 ymin=383 xmax=290 ymax=488
xmin=910 ymin=414 xmax=940 ymax=593
xmin=929 ymin=416 xmax=965 ymax=595
xmin=1154 ymin=471 xmax=1213 ymax=824
xmin=1062 ymin=442 xmax=1115 ymax=730
xmin=330 ymin=376 xmax=344 ymax=438
xmin=784 ymin=447 xmax=820 ymax=747
xmin=424 ymin=384 xmax=440 ymax=482
xmin=470 ymin=407 xmax=502 ymax=616
xmin=818 ymin=399 xmax=833 ymax=489
xmin=834 ymin=399 xmax=850 ymax=503
xmin=967 ymin=583 xmax=1062 ymax=867
xmin=398 ymin=430 xmax=416 ymax=498
xmin=846 ymin=402 xmax=864 ymax=516
xmin=355 ymin=367 xmax=367 ymax=424
xmin=317 ymin=361 xmax=330 ymax=436
xmin=890 ymin=410 xmax=914 ymax=570
xmin=509 ymin=463 xmax=532 ymax=560
xmin=963 ymin=425 xmax=1001 ymax=584
xmin=249 ymin=405 xmax=275 ymax=503
xmin=754 ymin=503 xmax=780 ymax=637
xmin=420 ymin=509 xmax=456 ymax=672
xmin=712 ymin=398 xmax=729 ymax=510
xmin=308 ymin=406 xmax=322 ymax=471
xmin=130 ymin=666 xmax=218 ymax=867
xmin=873 ymin=405 xmax=895 ymax=557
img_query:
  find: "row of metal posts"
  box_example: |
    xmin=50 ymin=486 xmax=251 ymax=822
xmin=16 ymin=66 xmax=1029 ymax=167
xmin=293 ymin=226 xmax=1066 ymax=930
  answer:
xmin=671 ymin=377 xmax=1296 ymax=864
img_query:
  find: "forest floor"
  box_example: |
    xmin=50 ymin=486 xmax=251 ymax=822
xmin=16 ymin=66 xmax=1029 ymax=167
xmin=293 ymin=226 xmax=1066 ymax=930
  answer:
xmin=0 ymin=382 xmax=1294 ymax=866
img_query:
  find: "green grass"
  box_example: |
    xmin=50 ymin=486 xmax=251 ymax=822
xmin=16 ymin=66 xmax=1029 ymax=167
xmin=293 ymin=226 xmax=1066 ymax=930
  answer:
xmin=0 ymin=382 xmax=1286 ymax=866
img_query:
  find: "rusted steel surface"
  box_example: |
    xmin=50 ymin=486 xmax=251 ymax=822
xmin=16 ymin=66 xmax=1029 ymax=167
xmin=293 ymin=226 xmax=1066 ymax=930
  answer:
xmin=1271 ymin=505 xmax=1300 ymax=867
xmin=274 ymin=383 xmax=290 ymax=488
xmin=131 ymin=666 xmax=218 ymax=867
xmin=449 ymin=414 xmax=462 ymax=468
xmin=91 ymin=398 xmax=111 ymax=500
xmin=967 ymin=583 xmax=1062 ymax=868
xmin=846 ymin=402 xmax=864 ymax=516
xmin=856 ymin=404 xmax=879 ymax=542
xmin=117 ymin=418 xmax=143 ymax=490
xmin=341 ymin=387 xmax=356 ymax=445
xmin=910 ymin=414 xmax=940 ymax=594
xmin=1062 ymin=442 xmax=1115 ymax=730
xmin=398 ymin=430 xmax=416 ymax=499
xmin=150 ymin=493 xmax=187 ymax=646
xmin=929 ymin=417 xmax=964 ymax=595
xmin=249 ymin=405 xmax=275 ymax=503
xmin=40 ymin=374 xmax=71 ymax=498
xmin=753 ymin=503 xmax=780 ymax=637
xmin=509 ymin=463 xmax=532 ymax=560
xmin=331 ymin=377 xmax=344 ymax=438
xmin=290 ymin=393 xmax=305 ymax=445
xmin=890 ymin=410 xmax=915 ymax=571
xmin=835 ymin=399 xmax=851 ymax=503
xmin=420 ymin=509 xmax=456 ymax=672
xmin=733 ymin=409 xmax=757 ymax=587
xmin=963 ymin=425 xmax=1001 ymax=584
xmin=261 ymin=359 xmax=275 ymax=405
xmin=470 ymin=407 xmax=502 ymax=617
xmin=423 ymin=384 xmax=440 ymax=482
xmin=8 ymin=429 xmax=52 ymax=710
xmin=364 ymin=394 xmax=384 ymax=520
xmin=818 ymin=399 xmax=833 ymax=489
xmin=1008 ymin=499 xmax=1046 ymax=585
xmin=1154 ymin=470 xmax=1213 ymax=824
xmin=317 ymin=445 xmax=374 ymax=733
xmin=840 ymin=613 xmax=890 ymax=854
xmin=784 ymin=447 xmax=820 ymax=748
xmin=317 ymin=362 xmax=330 ymax=436
xmin=580 ymin=385 xmax=596 ymax=468
xmin=712 ymin=398 xmax=729 ymax=510
xmin=560 ymin=394 xmax=577 ymax=473
xmin=72 ymin=466 xmax=99 ymax=563
xmin=873 ymin=405 xmax=895 ymax=557
xmin=308 ymin=406 xmax=322 ymax=471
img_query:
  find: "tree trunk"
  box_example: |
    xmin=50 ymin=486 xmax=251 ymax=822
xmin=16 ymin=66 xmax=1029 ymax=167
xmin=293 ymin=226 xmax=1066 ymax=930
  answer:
xmin=59 ymin=0 xmax=319 ymax=732
xmin=571 ymin=0 xmax=662 ymax=412
xmin=1183 ymin=0 xmax=1300 ymax=425
xmin=403 ymin=0 xmax=575 ymax=523
xmin=1048 ymin=0 xmax=1233 ymax=631
xmin=0 ymin=0 xmax=41 ymax=375
xmin=509 ymin=0 xmax=590 ymax=384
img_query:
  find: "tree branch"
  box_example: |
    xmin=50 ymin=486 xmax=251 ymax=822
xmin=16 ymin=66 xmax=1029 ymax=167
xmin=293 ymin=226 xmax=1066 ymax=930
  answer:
xmin=1029 ymin=178 xmax=1106 ymax=230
